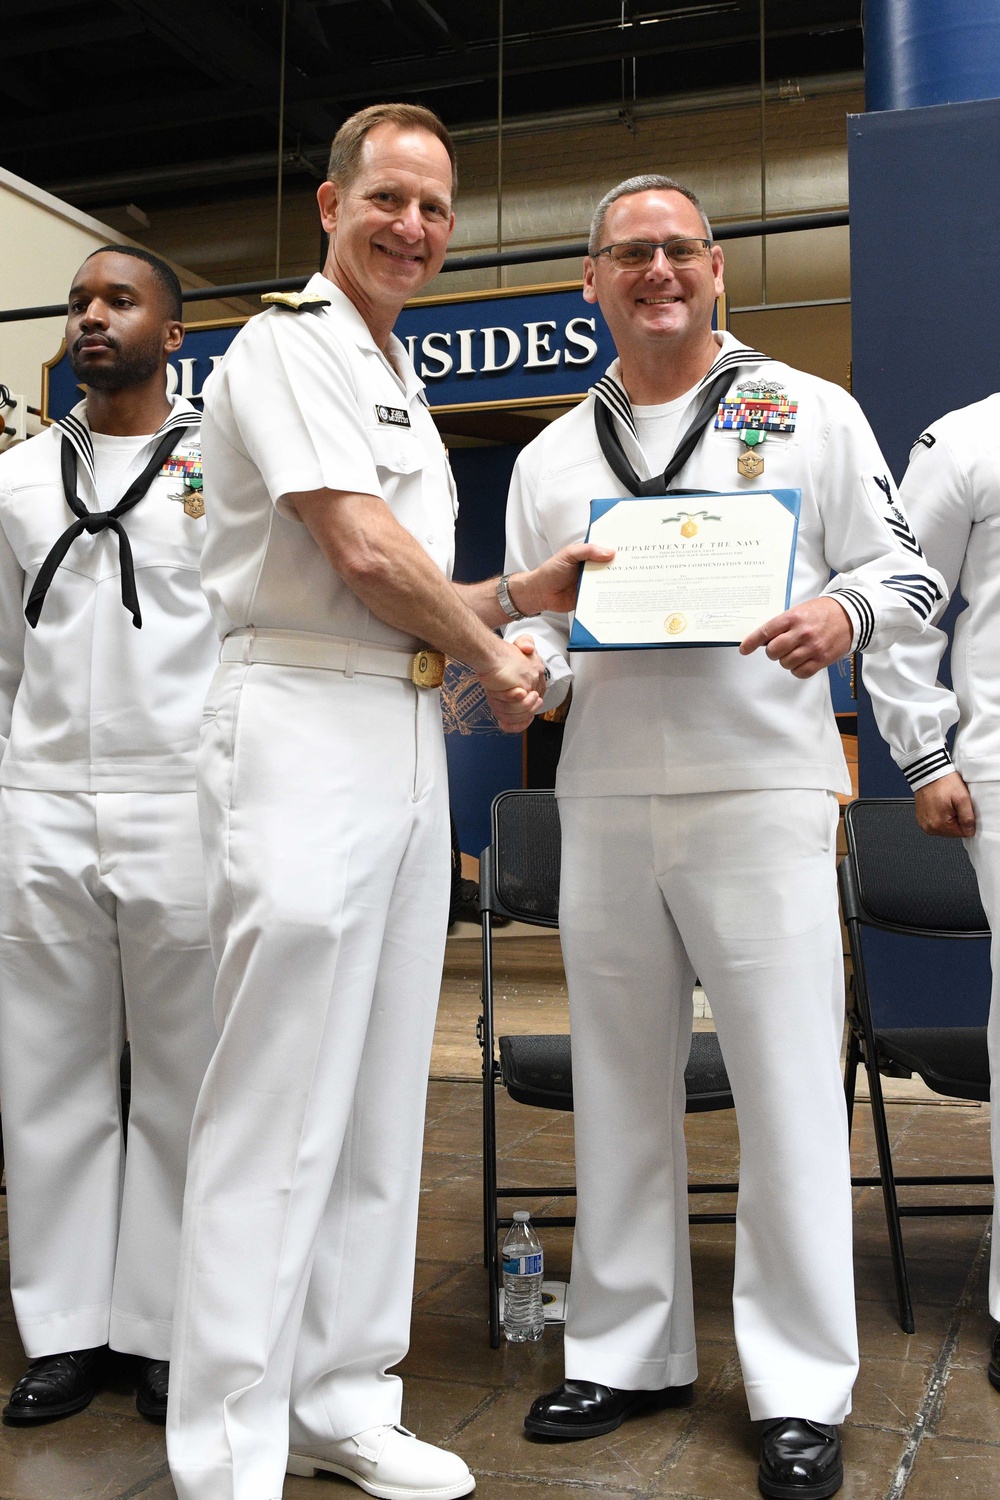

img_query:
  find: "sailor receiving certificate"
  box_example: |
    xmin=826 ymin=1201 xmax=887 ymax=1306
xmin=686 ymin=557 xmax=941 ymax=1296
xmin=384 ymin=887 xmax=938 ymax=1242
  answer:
xmin=485 ymin=173 xmax=947 ymax=1500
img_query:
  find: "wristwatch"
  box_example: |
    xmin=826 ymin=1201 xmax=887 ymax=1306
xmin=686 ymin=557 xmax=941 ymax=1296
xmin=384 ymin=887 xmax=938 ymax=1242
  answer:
xmin=496 ymin=574 xmax=527 ymax=622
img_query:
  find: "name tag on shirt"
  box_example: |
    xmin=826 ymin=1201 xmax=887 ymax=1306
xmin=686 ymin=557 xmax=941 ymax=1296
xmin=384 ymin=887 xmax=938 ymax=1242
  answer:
xmin=375 ymin=404 xmax=410 ymax=428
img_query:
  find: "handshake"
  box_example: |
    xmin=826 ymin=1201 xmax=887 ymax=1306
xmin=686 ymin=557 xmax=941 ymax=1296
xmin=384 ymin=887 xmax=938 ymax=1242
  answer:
xmin=477 ymin=541 xmax=614 ymax=734
xmin=479 ymin=634 xmax=549 ymax=734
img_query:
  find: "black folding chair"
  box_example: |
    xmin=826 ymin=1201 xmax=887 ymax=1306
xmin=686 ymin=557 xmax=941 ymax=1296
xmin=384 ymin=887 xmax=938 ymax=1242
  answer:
xmin=840 ymin=797 xmax=993 ymax=1334
xmin=479 ymin=788 xmax=735 ymax=1347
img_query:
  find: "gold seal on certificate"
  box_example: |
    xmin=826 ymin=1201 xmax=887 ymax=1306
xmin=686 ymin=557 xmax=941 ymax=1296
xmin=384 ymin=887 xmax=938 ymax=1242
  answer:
xmin=569 ymin=489 xmax=801 ymax=650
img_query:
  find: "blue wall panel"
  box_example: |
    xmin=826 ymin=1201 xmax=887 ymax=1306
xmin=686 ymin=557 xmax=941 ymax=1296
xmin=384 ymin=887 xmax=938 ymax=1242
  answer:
xmin=444 ymin=445 xmax=523 ymax=858
xmin=850 ymin=97 xmax=1000 ymax=1024
xmin=849 ymin=98 xmax=1000 ymax=492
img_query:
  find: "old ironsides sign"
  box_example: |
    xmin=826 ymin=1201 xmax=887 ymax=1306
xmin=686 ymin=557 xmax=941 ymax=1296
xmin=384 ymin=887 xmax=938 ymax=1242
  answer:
xmin=42 ymin=281 xmax=616 ymax=421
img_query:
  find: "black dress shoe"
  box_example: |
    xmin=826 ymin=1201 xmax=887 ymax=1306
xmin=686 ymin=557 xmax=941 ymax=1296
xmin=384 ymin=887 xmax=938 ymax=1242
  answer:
xmin=2 ymin=1347 xmax=105 ymax=1425
xmin=988 ymin=1325 xmax=1000 ymax=1393
xmin=524 ymin=1379 xmax=693 ymax=1439
xmin=135 ymin=1358 xmax=169 ymax=1423
xmin=758 ymin=1418 xmax=843 ymax=1499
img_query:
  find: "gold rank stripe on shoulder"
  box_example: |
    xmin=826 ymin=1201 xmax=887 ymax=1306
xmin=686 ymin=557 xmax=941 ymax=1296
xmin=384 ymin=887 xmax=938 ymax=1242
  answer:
xmin=260 ymin=291 xmax=331 ymax=313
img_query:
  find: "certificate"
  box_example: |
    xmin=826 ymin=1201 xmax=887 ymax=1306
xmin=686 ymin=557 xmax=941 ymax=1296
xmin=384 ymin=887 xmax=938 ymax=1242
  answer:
xmin=569 ymin=489 xmax=801 ymax=650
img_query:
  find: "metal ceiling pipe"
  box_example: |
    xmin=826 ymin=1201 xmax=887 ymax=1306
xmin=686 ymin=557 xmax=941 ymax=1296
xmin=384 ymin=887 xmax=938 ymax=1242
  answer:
xmin=47 ymin=72 xmax=864 ymax=206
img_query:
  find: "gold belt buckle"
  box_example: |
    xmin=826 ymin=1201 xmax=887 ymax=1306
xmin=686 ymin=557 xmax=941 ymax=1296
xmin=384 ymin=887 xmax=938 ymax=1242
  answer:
xmin=411 ymin=649 xmax=445 ymax=689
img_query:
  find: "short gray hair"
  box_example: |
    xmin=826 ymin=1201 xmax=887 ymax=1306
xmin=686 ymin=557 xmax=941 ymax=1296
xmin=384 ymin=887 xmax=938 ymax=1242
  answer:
xmin=588 ymin=175 xmax=712 ymax=255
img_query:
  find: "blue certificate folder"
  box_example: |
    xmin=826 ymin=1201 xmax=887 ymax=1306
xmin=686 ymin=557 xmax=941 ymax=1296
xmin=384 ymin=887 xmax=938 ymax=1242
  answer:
xmin=568 ymin=489 xmax=802 ymax=651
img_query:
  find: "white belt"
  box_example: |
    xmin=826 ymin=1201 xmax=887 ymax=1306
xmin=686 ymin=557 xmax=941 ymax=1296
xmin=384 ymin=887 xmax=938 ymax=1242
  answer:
xmin=220 ymin=628 xmax=446 ymax=689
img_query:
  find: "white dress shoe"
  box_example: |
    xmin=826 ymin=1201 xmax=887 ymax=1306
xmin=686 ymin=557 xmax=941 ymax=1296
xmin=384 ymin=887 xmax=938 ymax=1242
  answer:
xmin=287 ymin=1424 xmax=475 ymax=1500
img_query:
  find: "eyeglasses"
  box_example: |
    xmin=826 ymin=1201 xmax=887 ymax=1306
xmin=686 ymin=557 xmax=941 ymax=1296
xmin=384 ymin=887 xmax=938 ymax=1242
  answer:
xmin=593 ymin=237 xmax=712 ymax=270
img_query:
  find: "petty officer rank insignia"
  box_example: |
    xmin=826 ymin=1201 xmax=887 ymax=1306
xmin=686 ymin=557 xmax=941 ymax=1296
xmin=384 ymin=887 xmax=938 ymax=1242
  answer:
xmin=716 ymin=379 xmax=798 ymax=478
xmin=162 ymin=451 xmax=205 ymax=519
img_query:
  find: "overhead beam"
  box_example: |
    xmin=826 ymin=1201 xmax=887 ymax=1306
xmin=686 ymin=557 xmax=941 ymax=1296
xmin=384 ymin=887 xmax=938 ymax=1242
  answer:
xmin=2 ymin=6 xmax=860 ymax=156
xmin=3 ymin=15 xmax=146 ymax=56
xmin=117 ymin=0 xmax=340 ymax=142
xmin=46 ymin=71 xmax=860 ymax=204
xmin=391 ymin=0 xmax=467 ymax=52
xmin=1 ymin=0 xmax=105 ymax=16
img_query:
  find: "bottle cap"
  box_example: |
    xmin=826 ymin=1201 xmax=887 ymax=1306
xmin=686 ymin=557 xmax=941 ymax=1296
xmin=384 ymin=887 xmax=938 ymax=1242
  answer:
xmin=513 ymin=1210 xmax=530 ymax=1222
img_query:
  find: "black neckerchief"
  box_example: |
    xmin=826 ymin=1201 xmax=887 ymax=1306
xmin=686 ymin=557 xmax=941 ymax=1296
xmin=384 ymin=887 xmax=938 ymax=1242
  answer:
xmin=593 ymin=356 xmax=767 ymax=496
xmin=26 ymin=426 xmax=191 ymax=630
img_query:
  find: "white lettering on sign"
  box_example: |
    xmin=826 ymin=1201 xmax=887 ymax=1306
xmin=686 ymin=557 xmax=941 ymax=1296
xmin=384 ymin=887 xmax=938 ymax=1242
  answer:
xmin=564 ymin=317 xmax=599 ymax=365
xmin=400 ymin=317 xmax=600 ymax=381
xmin=166 ymin=353 xmax=224 ymax=400
xmin=419 ymin=331 xmax=454 ymax=379
xmin=524 ymin=320 xmax=560 ymax=369
xmin=455 ymin=328 xmax=476 ymax=375
xmin=481 ymin=326 xmax=521 ymax=373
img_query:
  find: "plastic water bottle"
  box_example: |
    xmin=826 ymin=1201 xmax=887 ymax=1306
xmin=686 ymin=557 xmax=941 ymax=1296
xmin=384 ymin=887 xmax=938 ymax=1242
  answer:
xmin=502 ymin=1210 xmax=544 ymax=1342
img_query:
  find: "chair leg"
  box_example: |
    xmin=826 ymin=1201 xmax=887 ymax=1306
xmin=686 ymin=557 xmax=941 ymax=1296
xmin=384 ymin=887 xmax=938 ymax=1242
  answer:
xmin=844 ymin=1014 xmax=861 ymax=1141
xmin=845 ymin=919 xmax=915 ymax=1334
xmin=860 ymin=1025 xmax=915 ymax=1334
xmin=481 ymin=910 xmax=501 ymax=1348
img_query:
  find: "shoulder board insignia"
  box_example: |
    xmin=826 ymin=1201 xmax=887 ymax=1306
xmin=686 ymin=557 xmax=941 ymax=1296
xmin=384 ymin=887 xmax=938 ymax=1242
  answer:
xmin=261 ymin=292 xmax=331 ymax=314
xmin=914 ymin=432 xmax=936 ymax=449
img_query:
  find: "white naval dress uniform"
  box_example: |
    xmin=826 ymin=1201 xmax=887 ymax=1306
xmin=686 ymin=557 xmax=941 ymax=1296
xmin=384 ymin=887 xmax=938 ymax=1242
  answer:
xmin=863 ymin=395 xmax=1000 ymax=1320
xmin=503 ymin=334 xmax=947 ymax=1423
xmin=0 ymin=396 xmax=220 ymax=1359
xmin=167 ymin=276 xmax=458 ymax=1500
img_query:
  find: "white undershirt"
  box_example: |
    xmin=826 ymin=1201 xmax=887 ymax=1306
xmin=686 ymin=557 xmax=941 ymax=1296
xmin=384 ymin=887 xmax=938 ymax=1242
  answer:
xmin=89 ymin=431 xmax=152 ymax=508
xmin=631 ymin=387 xmax=699 ymax=475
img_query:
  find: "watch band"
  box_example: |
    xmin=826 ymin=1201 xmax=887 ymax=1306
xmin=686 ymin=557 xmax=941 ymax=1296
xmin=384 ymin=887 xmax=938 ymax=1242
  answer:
xmin=496 ymin=574 xmax=527 ymax=622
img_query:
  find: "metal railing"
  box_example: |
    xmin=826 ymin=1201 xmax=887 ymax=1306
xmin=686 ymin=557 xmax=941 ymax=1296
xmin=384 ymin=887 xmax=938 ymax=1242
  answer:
xmin=0 ymin=209 xmax=848 ymax=325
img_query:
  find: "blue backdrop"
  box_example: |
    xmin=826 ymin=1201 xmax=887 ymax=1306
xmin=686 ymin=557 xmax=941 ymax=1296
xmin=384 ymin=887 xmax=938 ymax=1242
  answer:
xmin=849 ymin=94 xmax=1000 ymax=1025
xmin=443 ymin=445 xmax=524 ymax=859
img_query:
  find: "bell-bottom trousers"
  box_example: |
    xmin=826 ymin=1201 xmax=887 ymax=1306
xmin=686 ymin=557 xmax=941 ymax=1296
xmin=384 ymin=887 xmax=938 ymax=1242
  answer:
xmin=0 ymin=787 xmax=217 ymax=1359
xmin=557 ymin=788 xmax=859 ymax=1424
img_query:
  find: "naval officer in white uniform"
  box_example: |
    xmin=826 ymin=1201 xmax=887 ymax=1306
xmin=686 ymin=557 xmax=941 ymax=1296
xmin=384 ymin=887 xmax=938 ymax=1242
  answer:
xmin=492 ymin=175 xmax=947 ymax=1500
xmin=166 ymin=103 xmax=607 ymax=1500
xmin=863 ymin=395 xmax=1000 ymax=1396
xmin=0 ymin=247 xmax=219 ymax=1424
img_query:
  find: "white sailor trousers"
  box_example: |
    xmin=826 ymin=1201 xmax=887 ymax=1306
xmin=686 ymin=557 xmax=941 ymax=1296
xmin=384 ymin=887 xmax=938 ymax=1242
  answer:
xmin=0 ymin=787 xmax=217 ymax=1359
xmin=964 ymin=779 xmax=1000 ymax=1322
xmin=557 ymin=789 xmax=858 ymax=1424
xmin=167 ymin=661 xmax=450 ymax=1500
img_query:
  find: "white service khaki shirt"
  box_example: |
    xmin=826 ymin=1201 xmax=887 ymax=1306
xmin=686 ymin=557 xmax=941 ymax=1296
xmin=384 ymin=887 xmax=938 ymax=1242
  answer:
xmin=199 ymin=274 xmax=457 ymax=651
xmin=0 ymin=396 xmax=219 ymax=792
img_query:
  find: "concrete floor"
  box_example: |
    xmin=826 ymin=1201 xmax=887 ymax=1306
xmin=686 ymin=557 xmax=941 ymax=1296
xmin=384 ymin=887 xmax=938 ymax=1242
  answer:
xmin=0 ymin=933 xmax=995 ymax=1500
